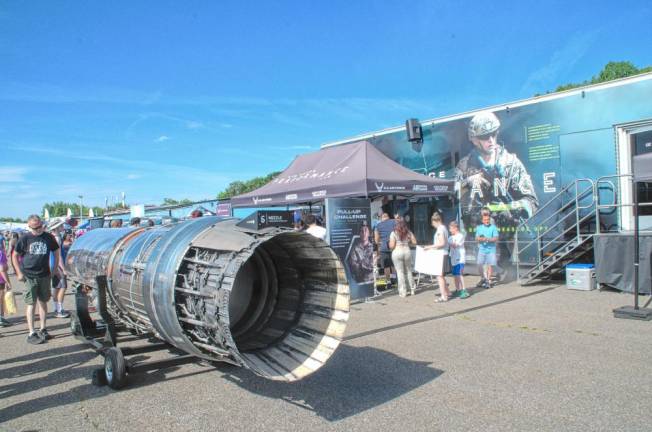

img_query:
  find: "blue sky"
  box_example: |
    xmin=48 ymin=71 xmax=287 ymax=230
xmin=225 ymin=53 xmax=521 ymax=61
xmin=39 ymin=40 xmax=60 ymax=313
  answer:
xmin=1 ymin=1 xmax=651 ymax=217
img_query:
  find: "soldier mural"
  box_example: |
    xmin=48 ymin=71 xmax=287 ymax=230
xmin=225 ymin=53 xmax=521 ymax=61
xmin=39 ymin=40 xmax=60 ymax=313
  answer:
xmin=456 ymin=111 xmax=539 ymax=228
xmin=455 ymin=111 xmax=539 ymax=279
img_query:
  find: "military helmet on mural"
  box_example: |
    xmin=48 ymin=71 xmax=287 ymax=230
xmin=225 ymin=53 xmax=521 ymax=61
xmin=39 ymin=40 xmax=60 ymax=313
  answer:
xmin=468 ymin=111 xmax=501 ymax=139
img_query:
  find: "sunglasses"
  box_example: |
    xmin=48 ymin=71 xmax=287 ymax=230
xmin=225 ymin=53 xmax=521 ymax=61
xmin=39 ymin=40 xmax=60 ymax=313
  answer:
xmin=29 ymin=224 xmax=44 ymax=231
xmin=476 ymin=132 xmax=498 ymax=140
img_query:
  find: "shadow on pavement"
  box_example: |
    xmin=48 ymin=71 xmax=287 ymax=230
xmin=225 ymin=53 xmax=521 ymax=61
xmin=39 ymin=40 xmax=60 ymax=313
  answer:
xmin=345 ymin=285 xmax=558 ymax=341
xmin=0 ymin=322 xmax=72 ymax=338
xmin=221 ymin=344 xmax=442 ymax=422
xmin=0 ymin=344 xmax=104 ymax=423
xmin=0 ymin=342 xmax=89 ymax=366
xmin=0 ymin=342 xmax=440 ymax=422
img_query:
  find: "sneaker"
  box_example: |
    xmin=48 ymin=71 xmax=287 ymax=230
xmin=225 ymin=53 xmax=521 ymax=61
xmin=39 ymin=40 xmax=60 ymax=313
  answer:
xmin=27 ymin=332 xmax=45 ymax=345
xmin=0 ymin=317 xmax=11 ymax=327
xmin=476 ymin=278 xmax=486 ymax=288
xmin=459 ymin=289 xmax=470 ymax=299
xmin=38 ymin=328 xmax=53 ymax=340
xmin=483 ymin=281 xmax=492 ymax=289
xmin=56 ymin=310 xmax=71 ymax=318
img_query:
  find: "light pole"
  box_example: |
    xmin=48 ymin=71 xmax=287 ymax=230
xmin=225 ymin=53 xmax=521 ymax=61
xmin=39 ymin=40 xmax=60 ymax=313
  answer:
xmin=78 ymin=195 xmax=83 ymax=223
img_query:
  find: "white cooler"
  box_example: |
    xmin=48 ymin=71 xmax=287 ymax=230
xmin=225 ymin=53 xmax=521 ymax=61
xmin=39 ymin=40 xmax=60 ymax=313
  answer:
xmin=566 ymin=264 xmax=596 ymax=291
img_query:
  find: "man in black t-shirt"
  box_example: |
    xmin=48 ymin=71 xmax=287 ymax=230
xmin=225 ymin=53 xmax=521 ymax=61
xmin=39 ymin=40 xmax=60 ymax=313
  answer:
xmin=12 ymin=215 xmax=61 ymax=344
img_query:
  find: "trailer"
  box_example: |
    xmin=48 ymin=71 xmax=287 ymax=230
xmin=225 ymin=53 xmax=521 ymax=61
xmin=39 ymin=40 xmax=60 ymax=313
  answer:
xmin=319 ymin=73 xmax=652 ymax=289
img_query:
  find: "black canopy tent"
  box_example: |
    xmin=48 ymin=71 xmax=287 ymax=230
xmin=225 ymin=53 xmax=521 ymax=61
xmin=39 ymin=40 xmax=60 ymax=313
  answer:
xmin=230 ymin=140 xmax=454 ymax=208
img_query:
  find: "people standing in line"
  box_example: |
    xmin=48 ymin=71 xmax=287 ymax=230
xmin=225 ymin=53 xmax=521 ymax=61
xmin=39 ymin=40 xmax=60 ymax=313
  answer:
xmin=388 ymin=220 xmax=417 ymax=297
xmin=475 ymin=207 xmax=499 ymax=289
xmin=427 ymin=213 xmax=450 ymax=302
xmin=374 ymin=212 xmax=397 ymax=289
xmin=12 ymin=215 xmax=61 ymax=344
xmin=0 ymin=237 xmax=13 ymax=327
xmin=448 ymin=221 xmax=470 ymax=299
xmin=304 ymin=214 xmax=327 ymax=240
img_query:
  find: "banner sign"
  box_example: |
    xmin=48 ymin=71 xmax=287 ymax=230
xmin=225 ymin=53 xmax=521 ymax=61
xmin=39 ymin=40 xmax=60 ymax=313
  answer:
xmin=236 ymin=210 xmax=294 ymax=231
xmin=216 ymin=202 xmax=232 ymax=217
xmin=326 ymin=197 xmax=374 ymax=300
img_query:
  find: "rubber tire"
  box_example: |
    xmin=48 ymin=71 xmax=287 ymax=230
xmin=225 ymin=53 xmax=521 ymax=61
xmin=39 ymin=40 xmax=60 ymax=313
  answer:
xmin=91 ymin=368 xmax=107 ymax=387
xmin=104 ymin=347 xmax=127 ymax=390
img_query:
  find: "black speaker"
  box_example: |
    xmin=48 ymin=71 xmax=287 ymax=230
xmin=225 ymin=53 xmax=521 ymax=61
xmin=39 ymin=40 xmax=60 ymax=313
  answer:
xmin=406 ymin=118 xmax=423 ymax=142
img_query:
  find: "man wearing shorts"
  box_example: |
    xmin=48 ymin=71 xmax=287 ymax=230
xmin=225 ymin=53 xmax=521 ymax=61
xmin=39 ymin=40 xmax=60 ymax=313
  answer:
xmin=475 ymin=208 xmax=499 ymax=289
xmin=12 ymin=215 xmax=61 ymax=344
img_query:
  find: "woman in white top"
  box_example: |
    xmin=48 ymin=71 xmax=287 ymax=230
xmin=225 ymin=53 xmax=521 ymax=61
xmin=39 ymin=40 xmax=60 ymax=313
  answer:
xmin=426 ymin=212 xmax=450 ymax=302
xmin=389 ymin=220 xmax=417 ymax=297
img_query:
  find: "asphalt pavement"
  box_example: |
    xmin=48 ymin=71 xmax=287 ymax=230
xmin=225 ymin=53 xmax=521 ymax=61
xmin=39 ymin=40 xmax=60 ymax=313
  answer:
xmin=1 ymin=273 xmax=651 ymax=432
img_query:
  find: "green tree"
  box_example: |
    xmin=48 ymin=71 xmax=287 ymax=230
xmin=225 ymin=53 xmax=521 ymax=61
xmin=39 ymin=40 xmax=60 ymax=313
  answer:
xmin=0 ymin=216 xmax=25 ymax=223
xmin=161 ymin=198 xmax=194 ymax=206
xmin=217 ymin=171 xmax=281 ymax=199
xmin=42 ymin=201 xmax=106 ymax=218
xmin=553 ymin=61 xmax=652 ymax=93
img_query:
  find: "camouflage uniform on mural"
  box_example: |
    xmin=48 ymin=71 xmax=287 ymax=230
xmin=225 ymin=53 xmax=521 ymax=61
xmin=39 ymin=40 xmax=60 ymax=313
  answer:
xmin=456 ymin=111 xmax=539 ymax=229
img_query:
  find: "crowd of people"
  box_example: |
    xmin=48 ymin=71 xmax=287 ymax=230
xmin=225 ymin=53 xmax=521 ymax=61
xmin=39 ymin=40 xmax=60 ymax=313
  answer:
xmin=374 ymin=206 xmax=500 ymax=303
xmin=0 ymin=215 xmax=72 ymax=344
xmin=0 ymin=209 xmax=217 ymax=344
xmin=292 ymin=205 xmax=501 ymax=303
xmin=0 ymin=206 xmax=501 ymax=344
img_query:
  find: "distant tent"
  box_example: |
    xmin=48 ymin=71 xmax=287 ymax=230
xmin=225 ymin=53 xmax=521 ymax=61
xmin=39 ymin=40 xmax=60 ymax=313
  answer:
xmin=231 ymin=140 xmax=453 ymax=207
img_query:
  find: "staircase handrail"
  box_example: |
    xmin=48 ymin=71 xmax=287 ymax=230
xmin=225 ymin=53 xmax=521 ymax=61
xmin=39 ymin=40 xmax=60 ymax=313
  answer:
xmin=518 ymin=183 xmax=593 ymax=242
xmin=516 ymin=179 xmax=594 ymax=256
xmin=523 ymin=211 xmax=596 ymax=271
xmin=516 ymin=178 xmax=593 ymax=234
xmin=518 ymin=205 xmax=593 ymax=257
xmin=594 ymin=174 xmax=633 ymax=234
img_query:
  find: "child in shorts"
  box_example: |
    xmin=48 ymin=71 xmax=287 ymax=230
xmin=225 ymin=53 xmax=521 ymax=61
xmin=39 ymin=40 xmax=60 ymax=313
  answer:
xmin=448 ymin=221 xmax=469 ymax=299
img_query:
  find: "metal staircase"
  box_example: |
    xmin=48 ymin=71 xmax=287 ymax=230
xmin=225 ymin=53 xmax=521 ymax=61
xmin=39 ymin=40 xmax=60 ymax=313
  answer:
xmin=515 ymin=178 xmax=597 ymax=284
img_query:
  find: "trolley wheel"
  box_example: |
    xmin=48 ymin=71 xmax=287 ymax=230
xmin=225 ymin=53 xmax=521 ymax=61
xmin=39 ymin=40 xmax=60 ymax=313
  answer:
xmin=91 ymin=368 xmax=107 ymax=387
xmin=104 ymin=347 xmax=127 ymax=389
xmin=70 ymin=317 xmax=82 ymax=336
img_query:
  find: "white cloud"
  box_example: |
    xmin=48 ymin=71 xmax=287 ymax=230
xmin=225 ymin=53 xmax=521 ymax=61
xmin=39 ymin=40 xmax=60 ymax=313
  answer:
xmin=126 ymin=173 xmax=142 ymax=180
xmin=520 ymin=31 xmax=599 ymax=95
xmin=154 ymin=135 xmax=170 ymax=142
xmin=0 ymin=166 xmax=28 ymax=182
xmin=186 ymin=121 xmax=204 ymax=129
